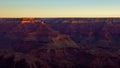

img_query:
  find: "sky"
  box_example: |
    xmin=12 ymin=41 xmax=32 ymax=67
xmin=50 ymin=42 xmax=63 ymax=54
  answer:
xmin=0 ymin=0 xmax=120 ymax=17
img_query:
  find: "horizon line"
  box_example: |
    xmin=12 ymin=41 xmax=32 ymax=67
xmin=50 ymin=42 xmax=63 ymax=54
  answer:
xmin=1 ymin=16 xmax=120 ymax=18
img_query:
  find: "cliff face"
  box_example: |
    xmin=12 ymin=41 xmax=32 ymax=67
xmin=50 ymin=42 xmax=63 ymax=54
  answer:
xmin=0 ymin=18 xmax=120 ymax=68
xmin=0 ymin=48 xmax=120 ymax=68
xmin=44 ymin=18 xmax=120 ymax=45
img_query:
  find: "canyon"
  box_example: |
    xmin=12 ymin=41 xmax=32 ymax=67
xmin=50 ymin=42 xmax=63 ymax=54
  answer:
xmin=0 ymin=18 xmax=120 ymax=68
